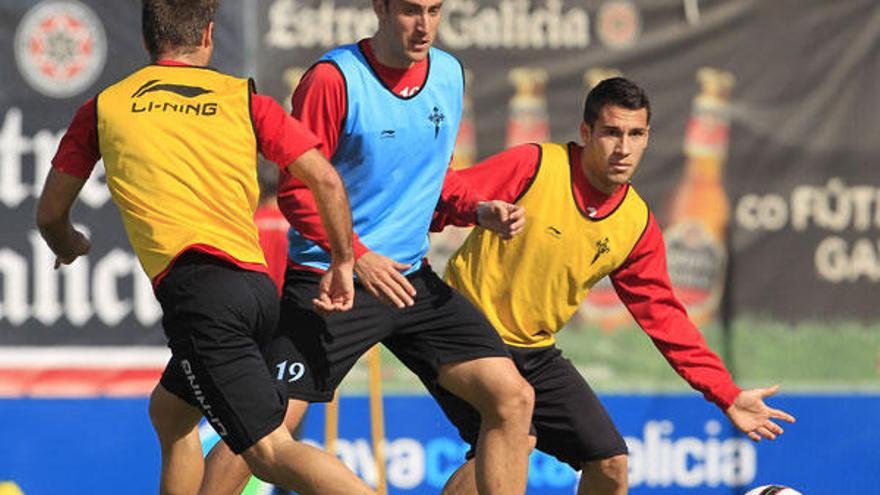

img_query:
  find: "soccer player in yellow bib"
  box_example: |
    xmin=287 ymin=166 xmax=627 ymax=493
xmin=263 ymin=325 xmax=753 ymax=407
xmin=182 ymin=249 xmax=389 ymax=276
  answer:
xmin=430 ymin=77 xmax=796 ymax=495
xmin=36 ymin=1 xmax=375 ymax=494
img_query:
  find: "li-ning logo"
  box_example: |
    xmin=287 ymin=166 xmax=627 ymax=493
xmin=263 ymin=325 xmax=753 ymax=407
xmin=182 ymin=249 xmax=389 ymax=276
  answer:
xmin=547 ymin=226 xmax=563 ymax=239
xmin=380 ymin=129 xmax=396 ymax=139
xmin=180 ymin=359 xmax=228 ymax=436
xmin=428 ymin=106 xmax=445 ymax=138
xmin=130 ymin=79 xmax=218 ymax=116
xmin=591 ymin=237 xmax=610 ymax=265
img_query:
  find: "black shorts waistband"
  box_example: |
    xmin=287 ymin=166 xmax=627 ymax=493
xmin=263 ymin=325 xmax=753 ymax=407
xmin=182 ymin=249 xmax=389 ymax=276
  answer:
xmin=173 ymin=250 xmax=240 ymax=270
xmin=405 ymin=261 xmax=433 ymax=280
xmin=287 ymin=259 xmax=434 ymax=282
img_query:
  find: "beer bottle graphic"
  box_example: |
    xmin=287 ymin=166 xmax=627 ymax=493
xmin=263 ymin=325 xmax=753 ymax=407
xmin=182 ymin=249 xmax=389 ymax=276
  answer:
xmin=505 ymin=67 xmax=550 ymax=147
xmin=576 ymin=68 xmax=635 ymax=331
xmin=452 ymin=69 xmax=477 ymax=170
xmin=663 ymin=67 xmax=735 ymax=325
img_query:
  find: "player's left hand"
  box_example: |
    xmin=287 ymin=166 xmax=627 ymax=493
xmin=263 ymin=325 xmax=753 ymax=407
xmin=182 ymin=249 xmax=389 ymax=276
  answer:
xmin=476 ymin=200 xmax=525 ymax=239
xmin=313 ymin=260 xmax=355 ymax=313
xmin=725 ymin=384 xmax=796 ymax=442
xmin=354 ymin=251 xmax=416 ymax=308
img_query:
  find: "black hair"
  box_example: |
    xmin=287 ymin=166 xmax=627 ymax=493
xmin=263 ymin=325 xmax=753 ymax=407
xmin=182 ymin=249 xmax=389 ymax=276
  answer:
xmin=583 ymin=77 xmax=651 ymax=128
xmin=142 ymin=0 xmax=218 ymax=60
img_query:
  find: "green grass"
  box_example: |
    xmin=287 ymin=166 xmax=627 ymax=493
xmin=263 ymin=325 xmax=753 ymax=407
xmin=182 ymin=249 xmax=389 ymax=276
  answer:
xmin=556 ymin=316 xmax=880 ymax=391
xmin=332 ymin=316 xmax=880 ymax=395
xmin=725 ymin=317 xmax=880 ymax=390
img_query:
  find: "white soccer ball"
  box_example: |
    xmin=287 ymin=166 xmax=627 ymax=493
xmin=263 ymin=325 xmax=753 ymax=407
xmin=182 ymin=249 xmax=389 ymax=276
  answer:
xmin=744 ymin=485 xmax=803 ymax=495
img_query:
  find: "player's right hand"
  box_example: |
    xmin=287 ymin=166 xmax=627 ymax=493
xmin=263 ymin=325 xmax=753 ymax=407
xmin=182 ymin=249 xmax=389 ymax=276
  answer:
xmin=476 ymin=200 xmax=526 ymax=239
xmin=54 ymin=229 xmax=91 ymax=269
xmin=354 ymin=251 xmax=416 ymax=308
xmin=725 ymin=384 xmax=796 ymax=442
xmin=313 ymin=259 xmax=354 ymax=313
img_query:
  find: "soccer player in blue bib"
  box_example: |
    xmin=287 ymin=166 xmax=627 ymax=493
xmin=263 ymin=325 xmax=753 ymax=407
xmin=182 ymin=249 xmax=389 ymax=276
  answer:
xmin=200 ymin=2 xmax=534 ymax=494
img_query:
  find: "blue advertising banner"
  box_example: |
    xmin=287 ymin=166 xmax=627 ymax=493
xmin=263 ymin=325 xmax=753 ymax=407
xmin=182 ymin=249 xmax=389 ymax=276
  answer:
xmin=290 ymin=394 xmax=880 ymax=494
xmin=2 ymin=394 xmax=878 ymax=494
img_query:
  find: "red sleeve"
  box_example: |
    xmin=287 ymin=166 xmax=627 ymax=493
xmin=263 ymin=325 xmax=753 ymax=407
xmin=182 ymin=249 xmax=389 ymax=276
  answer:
xmin=51 ymin=98 xmax=100 ymax=179
xmin=610 ymin=213 xmax=741 ymax=410
xmin=277 ymin=62 xmax=369 ymax=260
xmin=290 ymin=62 xmax=346 ymax=159
xmin=431 ymin=143 xmax=541 ymax=231
xmin=251 ymin=94 xmax=320 ymax=167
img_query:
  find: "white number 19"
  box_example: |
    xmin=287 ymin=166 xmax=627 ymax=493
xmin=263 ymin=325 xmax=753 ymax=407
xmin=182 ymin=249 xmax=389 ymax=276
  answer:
xmin=275 ymin=360 xmax=305 ymax=382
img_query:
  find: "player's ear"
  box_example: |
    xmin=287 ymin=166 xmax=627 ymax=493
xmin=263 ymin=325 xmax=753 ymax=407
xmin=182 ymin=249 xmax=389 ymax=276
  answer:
xmin=202 ymin=21 xmax=215 ymax=49
xmin=373 ymin=0 xmax=388 ymax=18
xmin=580 ymin=121 xmax=592 ymax=143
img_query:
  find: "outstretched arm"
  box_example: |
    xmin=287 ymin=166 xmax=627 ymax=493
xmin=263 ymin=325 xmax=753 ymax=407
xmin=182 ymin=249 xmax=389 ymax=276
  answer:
xmin=612 ymin=216 xmax=741 ymax=407
xmin=612 ymin=215 xmax=795 ymax=440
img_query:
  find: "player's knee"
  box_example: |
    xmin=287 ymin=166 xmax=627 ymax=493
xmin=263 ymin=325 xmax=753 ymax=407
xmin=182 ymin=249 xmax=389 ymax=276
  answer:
xmin=514 ymin=377 xmax=535 ymax=418
xmin=242 ymin=429 xmax=287 ymax=482
xmin=244 ymin=454 xmax=277 ymax=484
xmin=486 ymin=374 xmax=534 ymax=423
xmin=582 ymin=454 xmax=628 ymax=489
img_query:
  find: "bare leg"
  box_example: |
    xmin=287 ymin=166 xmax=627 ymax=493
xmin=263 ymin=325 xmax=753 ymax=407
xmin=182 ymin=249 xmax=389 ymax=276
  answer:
xmin=149 ymin=385 xmax=205 ymax=495
xmin=199 ymin=441 xmax=251 ymax=495
xmin=200 ymin=399 xmax=375 ymax=495
xmin=438 ymin=357 xmax=534 ymax=495
xmin=443 ymin=451 xmax=628 ymax=495
xmin=198 ymin=401 xmax=309 ymax=495
xmin=442 ymin=457 xmax=476 ymax=495
xmin=578 ymin=455 xmax=628 ymax=495
xmin=441 ymin=436 xmax=537 ymax=495
xmin=241 ymin=424 xmax=371 ymax=494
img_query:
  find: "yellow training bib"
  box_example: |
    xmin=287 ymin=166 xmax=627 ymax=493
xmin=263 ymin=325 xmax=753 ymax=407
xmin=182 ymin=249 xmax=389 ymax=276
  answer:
xmin=97 ymin=65 xmax=264 ymax=279
xmin=446 ymin=142 xmax=649 ymax=347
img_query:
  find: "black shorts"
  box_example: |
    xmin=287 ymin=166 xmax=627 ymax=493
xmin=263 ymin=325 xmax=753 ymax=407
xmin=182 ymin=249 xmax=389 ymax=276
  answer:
xmin=431 ymin=344 xmax=628 ymax=470
xmin=267 ymin=264 xmax=509 ymax=402
xmin=156 ymin=252 xmax=287 ymax=454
